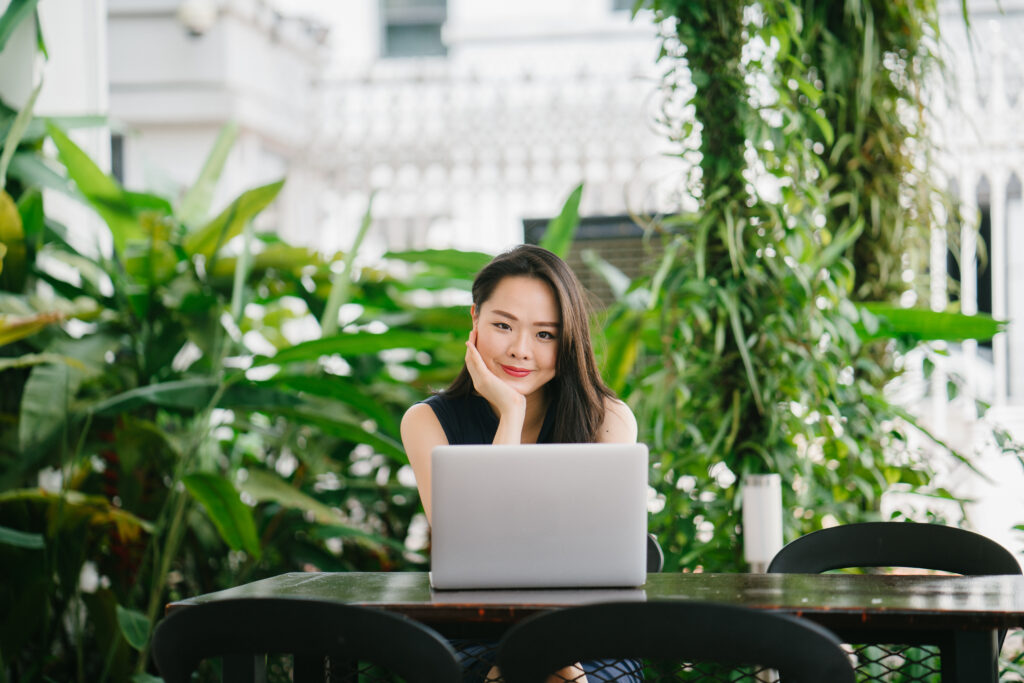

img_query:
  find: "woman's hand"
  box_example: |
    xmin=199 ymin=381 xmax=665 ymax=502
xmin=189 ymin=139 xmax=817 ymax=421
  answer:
xmin=465 ymin=328 xmax=527 ymax=440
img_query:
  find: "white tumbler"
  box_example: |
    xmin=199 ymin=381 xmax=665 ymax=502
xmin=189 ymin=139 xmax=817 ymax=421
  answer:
xmin=742 ymin=473 xmax=784 ymax=573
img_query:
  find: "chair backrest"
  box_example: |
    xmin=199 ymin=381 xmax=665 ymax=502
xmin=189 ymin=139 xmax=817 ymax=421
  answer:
xmin=496 ymin=601 xmax=856 ymax=683
xmin=766 ymin=522 xmax=1022 ymax=576
xmin=152 ymin=597 xmax=461 ymax=683
xmin=646 ymin=533 xmax=664 ymax=573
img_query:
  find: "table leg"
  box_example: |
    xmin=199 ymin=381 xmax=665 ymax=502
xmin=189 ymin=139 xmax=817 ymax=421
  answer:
xmin=946 ymin=630 xmax=998 ymax=683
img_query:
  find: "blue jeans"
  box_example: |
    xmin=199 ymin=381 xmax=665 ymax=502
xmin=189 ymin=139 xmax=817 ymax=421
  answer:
xmin=452 ymin=639 xmax=644 ymax=682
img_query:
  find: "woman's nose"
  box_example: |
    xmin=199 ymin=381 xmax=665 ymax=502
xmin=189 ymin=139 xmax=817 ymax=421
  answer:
xmin=508 ymin=333 xmax=530 ymax=359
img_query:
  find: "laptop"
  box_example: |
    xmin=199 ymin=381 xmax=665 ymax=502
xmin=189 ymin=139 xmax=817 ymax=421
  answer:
xmin=429 ymin=442 xmax=649 ymax=590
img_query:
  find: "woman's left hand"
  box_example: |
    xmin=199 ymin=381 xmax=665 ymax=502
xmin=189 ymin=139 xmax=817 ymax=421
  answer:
xmin=465 ymin=329 xmax=527 ymax=421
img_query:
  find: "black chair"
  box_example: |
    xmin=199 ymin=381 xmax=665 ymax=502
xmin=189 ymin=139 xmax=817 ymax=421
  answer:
xmin=646 ymin=533 xmax=664 ymax=573
xmin=495 ymin=601 xmax=856 ymax=683
xmin=151 ymin=597 xmax=461 ymax=683
xmin=767 ymin=521 xmax=1021 ymax=576
xmin=767 ymin=521 xmax=1022 ymax=683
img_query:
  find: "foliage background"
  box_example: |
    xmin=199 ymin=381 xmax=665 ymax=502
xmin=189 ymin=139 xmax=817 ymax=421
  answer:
xmin=1 ymin=1 xmax=1020 ymax=681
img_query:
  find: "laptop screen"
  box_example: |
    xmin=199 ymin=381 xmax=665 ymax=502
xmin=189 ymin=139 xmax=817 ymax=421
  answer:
xmin=429 ymin=443 xmax=649 ymax=590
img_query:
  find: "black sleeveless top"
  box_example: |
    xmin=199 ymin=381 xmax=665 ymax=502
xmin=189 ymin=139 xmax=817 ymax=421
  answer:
xmin=422 ymin=393 xmax=556 ymax=444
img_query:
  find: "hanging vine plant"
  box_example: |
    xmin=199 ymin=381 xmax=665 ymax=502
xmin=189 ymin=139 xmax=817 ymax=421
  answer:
xmin=604 ymin=0 xmax=978 ymax=572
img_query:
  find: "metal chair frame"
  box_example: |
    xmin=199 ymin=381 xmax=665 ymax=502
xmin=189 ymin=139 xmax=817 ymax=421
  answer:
xmin=151 ymin=597 xmax=462 ymax=683
xmin=495 ymin=601 xmax=857 ymax=683
xmin=767 ymin=521 xmax=1022 ymax=683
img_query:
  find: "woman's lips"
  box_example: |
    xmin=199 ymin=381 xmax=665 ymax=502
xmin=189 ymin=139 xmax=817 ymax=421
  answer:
xmin=500 ymin=364 xmax=531 ymax=378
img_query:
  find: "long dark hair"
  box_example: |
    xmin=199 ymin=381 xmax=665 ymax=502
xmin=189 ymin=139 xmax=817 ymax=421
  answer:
xmin=444 ymin=244 xmax=615 ymax=443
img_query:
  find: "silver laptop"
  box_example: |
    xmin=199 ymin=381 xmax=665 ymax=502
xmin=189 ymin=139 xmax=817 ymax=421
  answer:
xmin=429 ymin=442 xmax=649 ymax=590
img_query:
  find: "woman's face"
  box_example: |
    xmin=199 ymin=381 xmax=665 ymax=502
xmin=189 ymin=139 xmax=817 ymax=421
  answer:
xmin=472 ymin=275 xmax=560 ymax=399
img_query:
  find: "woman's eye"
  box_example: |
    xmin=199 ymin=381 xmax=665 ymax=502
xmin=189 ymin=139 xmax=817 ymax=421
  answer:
xmin=538 ymin=331 xmax=557 ymax=340
xmin=493 ymin=322 xmax=511 ymax=330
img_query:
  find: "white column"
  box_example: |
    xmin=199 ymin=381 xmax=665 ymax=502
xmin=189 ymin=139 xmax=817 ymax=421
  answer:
xmin=930 ymin=202 xmax=949 ymax=433
xmin=961 ymin=178 xmax=980 ymax=411
xmin=990 ymin=174 xmax=1008 ymax=405
xmin=1008 ymin=186 xmax=1024 ymax=403
xmin=0 ymin=0 xmax=41 ymax=107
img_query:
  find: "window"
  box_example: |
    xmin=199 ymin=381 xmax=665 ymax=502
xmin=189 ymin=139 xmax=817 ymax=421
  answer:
xmin=110 ymin=133 xmax=125 ymax=184
xmin=948 ymin=180 xmax=993 ymax=350
xmin=381 ymin=0 xmax=446 ymax=58
xmin=524 ymin=215 xmax=661 ymax=308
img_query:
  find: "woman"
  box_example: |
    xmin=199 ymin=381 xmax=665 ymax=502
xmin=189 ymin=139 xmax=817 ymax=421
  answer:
xmin=400 ymin=244 xmax=640 ymax=683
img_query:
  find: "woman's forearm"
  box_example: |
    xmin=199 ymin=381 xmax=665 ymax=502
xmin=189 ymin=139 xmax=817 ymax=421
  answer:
xmin=492 ymin=403 xmax=526 ymax=444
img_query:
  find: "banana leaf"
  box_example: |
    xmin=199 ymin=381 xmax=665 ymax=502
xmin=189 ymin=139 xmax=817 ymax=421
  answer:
xmin=182 ymin=472 xmax=261 ymax=558
xmin=539 ymin=182 xmax=584 ymax=258
xmin=857 ymin=304 xmax=1005 ymax=342
xmin=254 ymin=329 xmax=446 ymax=366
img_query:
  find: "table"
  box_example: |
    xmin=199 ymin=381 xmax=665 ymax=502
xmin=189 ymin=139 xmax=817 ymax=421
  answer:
xmin=170 ymin=572 xmax=1024 ymax=682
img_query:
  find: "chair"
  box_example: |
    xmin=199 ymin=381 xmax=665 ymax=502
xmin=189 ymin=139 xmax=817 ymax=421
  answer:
xmin=767 ymin=522 xmax=1022 ymax=683
xmin=646 ymin=533 xmax=664 ymax=573
xmin=495 ymin=601 xmax=856 ymax=683
xmin=151 ymin=597 xmax=461 ymax=683
xmin=766 ymin=521 xmax=1021 ymax=576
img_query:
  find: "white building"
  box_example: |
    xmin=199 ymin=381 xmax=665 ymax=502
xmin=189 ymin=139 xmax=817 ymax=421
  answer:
xmin=105 ymin=0 xmax=330 ymax=243
xmin=919 ymin=1 xmax=1024 ymax=557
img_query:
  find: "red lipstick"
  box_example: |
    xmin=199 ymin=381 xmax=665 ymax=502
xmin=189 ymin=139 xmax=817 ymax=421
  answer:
xmin=500 ymin=364 xmax=531 ymax=378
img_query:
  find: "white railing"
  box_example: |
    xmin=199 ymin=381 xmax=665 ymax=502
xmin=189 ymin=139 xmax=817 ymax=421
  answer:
xmin=306 ymin=59 xmax=681 ymax=255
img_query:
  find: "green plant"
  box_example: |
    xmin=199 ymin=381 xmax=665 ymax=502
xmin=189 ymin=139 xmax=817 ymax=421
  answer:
xmin=603 ymin=0 xmax=1000 ymax=573
xmin=0 ymin=102 xmax=486 ymax=682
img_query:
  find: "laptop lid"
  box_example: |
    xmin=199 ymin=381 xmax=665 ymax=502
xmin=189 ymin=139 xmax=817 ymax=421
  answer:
xmin=429 ymin=442 xmax=649 ymax=590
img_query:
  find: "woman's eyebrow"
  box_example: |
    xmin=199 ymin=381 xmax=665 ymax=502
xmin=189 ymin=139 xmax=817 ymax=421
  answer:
xmin=490 ymin=309 xmax=561 ymax=327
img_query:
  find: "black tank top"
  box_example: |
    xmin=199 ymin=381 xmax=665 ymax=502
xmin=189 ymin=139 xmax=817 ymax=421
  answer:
xmin=422 ymin=393 xmax=556 ymax=445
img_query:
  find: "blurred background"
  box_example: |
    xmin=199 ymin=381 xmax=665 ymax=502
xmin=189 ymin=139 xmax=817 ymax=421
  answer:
xmin=2 ymin=1 xmax=1024 ymax=680
xmin=22 ymin=0 xmax=1019 ymax=548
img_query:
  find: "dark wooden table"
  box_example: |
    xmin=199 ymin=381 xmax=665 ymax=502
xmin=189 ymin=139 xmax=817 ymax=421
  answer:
xmin=171 ymin=571 xmax=1024 ymax=682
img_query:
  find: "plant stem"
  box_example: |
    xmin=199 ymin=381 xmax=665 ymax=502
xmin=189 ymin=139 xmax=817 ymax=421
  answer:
xmin=134 ymin=487 xmax=188 ymax=674
xmin=134 ymin=378 xmax=233 ymax=674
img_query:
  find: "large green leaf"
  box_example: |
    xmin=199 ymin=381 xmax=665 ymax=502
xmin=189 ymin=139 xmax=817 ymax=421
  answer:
xmin=90 ymin=378 xmax=221 ymax=415
xmin=177 ymin=121 xmax=238 ymax=229
xmin=0 ymin=524 xmax=43 ymax=549
xmin=857 ymin=305 xmax=1005 ymax=342
xmin=0 ymin=489 xmax=153 ymax=539
xmin=89 ymin=378 xmax=303 ymax=416
xmin=115 ymin=604 xmax=149 ymax=651
xmin=47 ymin=123 xmax=142 ymax=256
xmin=7 ymin=151 xmax=77 ymax=196
xmin=322 ymin=192 xmax=374 ymax=336
xmin=384 ymin=249 xmax=493 ymax=277
xmin=0 ymin=0 xmax=39 ymax=52
xmin=270 ymin=375 xmax=398 ymax=434
xmin=254 ymin=329 xmax=446 ymax=366
xmin=0 ymin=352 xmax=85 ymax=372
xmin=0 ymin=79 xmax=41 ymax=189
xmin=0 ymin=309 xmax=62 ymax=347
xmin=18 ymin=360 xmax=79 ymax=451
xmin=539 ymin=182 xmax=584 ymax=258
xmin=182 ymin=473 xmax=261 ymax=558
xmin=229 ymin=200 xmax=254 ymax=322
xmin=237 ymin=468 xmax=342 ymax=525
xmin=278 ymin=409 xmax=407 ymax=462
xmin=184 ymin=179 xmax=284 ymax=261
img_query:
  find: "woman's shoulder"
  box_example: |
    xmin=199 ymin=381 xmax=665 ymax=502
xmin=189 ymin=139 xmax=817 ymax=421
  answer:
xmin=598 ymin=396 xmax=638 ymax=443
xmin=406 ymin=392 xmax=493 ymax=445
xmin=401 ymin=400 xmax=440 ymax=430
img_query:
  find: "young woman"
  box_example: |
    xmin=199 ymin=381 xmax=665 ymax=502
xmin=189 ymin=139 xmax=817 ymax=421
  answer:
xmin=400 ymin=244 xmax=640 ymax=683
xmin=401 ymin=244 xmax=637 ymax=520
